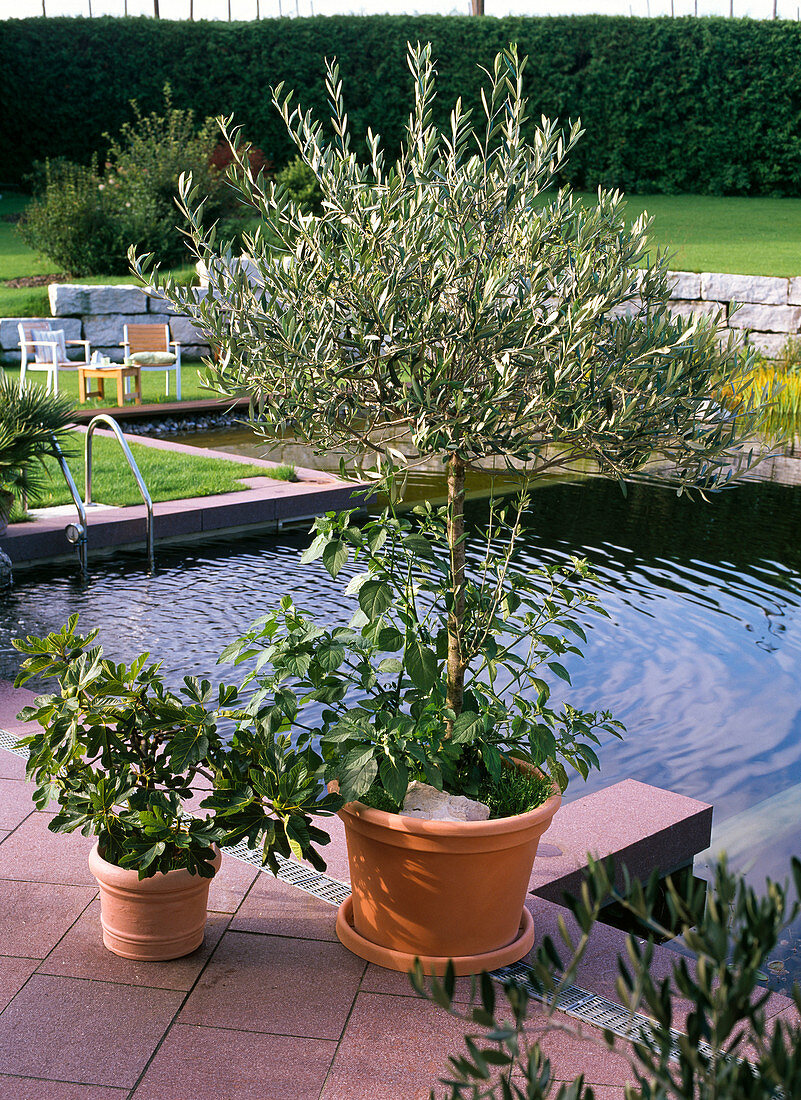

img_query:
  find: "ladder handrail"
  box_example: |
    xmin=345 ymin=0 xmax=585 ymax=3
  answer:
xmin=50 ymin=432 xmax=88 ymax=572
xmin=85 ymin=414 xmax=154 ymax=567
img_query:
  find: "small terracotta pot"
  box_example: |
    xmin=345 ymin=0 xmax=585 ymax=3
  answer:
xmin=335 ymin=768 xmax=561 ymax=975
xmin=88 ymin=844 xmax=222 ymax=961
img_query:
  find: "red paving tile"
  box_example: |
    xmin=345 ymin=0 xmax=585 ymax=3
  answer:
xmin=0 ymin=751 xmax=28 ymax=780
xmin=0 ymin=778 xmax=35 ymax=830
xmin=206 ymin=852 xmax=260 ymax=914
xmin=0 ymin=681 xmax=36 ymax=721
xmin=0 ymin=956 xmax=38 ymax=1012
xmin=0 ymin=811 xmax=95 ymax=885
xmin=0 ymin=1078 xmax=127 ymax=1100
xmin=320 ymin=991 xmax=497 ymax=1100
xmin=38 ymin=902 xmax=229 ymax=989
xmin=0 ymin=974 xmax=184 ymax=1086
xmin=553 ymin=1090 xmax=626 ymax=1099
xmin=358 ymin=963 xmax=478 ymax=1004
xmin=132 ymin=1024 xmax=337 ymax=1100
xmin=179 ymin=931 xmax=365 ymax=1039
xmin=0 ymin=880 xmax=96 ymax=958
xmin=307 ymin=812 xmax=351 ymax=884
xmin=524 ymin=1022 xmax=636 ymax=1088
xmin=230 ymin=872 xmax=339 ymax=941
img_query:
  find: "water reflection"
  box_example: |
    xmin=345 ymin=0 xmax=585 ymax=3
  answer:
xmin=4 ymin=471 xmax=801 ymax=983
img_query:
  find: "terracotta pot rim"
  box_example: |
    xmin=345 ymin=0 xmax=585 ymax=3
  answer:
xmin=89 ymin=842 xmax=222 ymax=893
xmin=337 ymin=782 xmax=561 ymax=838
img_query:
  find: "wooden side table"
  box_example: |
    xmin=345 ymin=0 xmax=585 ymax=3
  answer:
xmin=78 ymin=364 xmax=142 ymax=407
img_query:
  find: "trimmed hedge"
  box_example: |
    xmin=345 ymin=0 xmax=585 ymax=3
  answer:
xmin=3 ymin=14 xmax=801 ymax=195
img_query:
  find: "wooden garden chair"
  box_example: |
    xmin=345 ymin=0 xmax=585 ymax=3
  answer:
xmin=121 ymin=323 xmax=182 ymax=400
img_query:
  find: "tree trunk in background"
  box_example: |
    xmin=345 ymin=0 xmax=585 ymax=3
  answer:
xmin=471 ymin=0 xmax=484 ymax=13
xmin=153 ymin=0 xmax=160 ymax=17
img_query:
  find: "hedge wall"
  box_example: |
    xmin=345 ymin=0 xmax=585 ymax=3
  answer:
xmin=3 ymin=14 xmax=801 ymax=195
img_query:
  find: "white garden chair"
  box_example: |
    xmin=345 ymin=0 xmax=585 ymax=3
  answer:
xmin=121 ymin=323 xmax=182 ymax=400
xmin=18 ymin=321 xmax=91 ymax=394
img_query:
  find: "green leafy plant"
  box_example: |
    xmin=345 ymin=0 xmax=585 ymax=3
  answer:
xmin=102 ymin=84 xmax=226 ymax=269
xmin=5 ymin=17 xmax=801 ymax=197
xmin=0 ymin=378 xmax=74 ymax=514
xmin=223 ymin=505 xmax=621 ymax=808
xmin=416 ymin=855 xmax=801 ymax=1098
xmin=17 ymin=157 xmax=129 ymax=275
xmin=13 ymin=616 xmax=341 ymax=878
xmin=145 ymin=42 xmax=764 ymax=815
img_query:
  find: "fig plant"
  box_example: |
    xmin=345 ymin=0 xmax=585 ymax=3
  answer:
xmin=14 ymin=617 xmax=341 ymax=878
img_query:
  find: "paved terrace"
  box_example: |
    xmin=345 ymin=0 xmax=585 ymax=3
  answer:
xmin=0 ymin=680 xmax=798 ymax=1100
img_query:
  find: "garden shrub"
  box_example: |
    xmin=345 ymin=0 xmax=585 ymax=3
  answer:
xmin=17 ymin=158 xmax=132 ymax=275
xmin=274 ymin=156 xmax=322 ymax=213
xmin=17 ymin=86 xmax=230 ymax=275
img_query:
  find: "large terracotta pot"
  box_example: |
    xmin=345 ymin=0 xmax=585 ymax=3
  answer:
xmin=88 ymin=844 xmax=222 ymax=961
xmin=335 ymin=773 xmax=561 ymax=976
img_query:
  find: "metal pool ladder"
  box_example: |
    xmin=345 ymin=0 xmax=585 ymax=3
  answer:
xmin=53 ymin=414 xmax=154 ymax=572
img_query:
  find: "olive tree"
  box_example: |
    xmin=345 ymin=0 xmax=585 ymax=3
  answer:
xmin=139 ymin=43 xmax=761 ymax=738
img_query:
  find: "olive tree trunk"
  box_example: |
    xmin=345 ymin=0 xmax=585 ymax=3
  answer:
xmin=446 ymin=454 xmax=466 ymax=724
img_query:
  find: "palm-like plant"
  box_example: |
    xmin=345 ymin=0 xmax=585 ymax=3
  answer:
xmin=0 ymin=378 xmax=74 ymax=519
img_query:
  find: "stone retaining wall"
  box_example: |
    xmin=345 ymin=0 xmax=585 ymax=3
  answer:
xmin=1 ymin=272 xmax=799 ymax=367
xmin=666 ymin=271 xmax=801 ymax=358
xmin=0 ymin=283 xmax=209 ymax=366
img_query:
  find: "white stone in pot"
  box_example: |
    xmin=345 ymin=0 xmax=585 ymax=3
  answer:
xmin=401 ymin=781 xmax=490 ymax=822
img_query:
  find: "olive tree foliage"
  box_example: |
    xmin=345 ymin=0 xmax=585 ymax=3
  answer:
xmin=139 ymin=43 xmax=763 ymax=725
xmin=416 ymin=856 xmax=801 ymax=1099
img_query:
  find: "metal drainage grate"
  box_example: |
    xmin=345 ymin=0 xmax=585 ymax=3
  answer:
xmin=492 ymin=959 xmax=695 ymax=1061
xmin=223 ymin=837 xmax=352 ymax=906
xmin=0 ymin=728 xmax=28 ymax=757
xmin=0 ymin=726 xmax=700 ymax=1063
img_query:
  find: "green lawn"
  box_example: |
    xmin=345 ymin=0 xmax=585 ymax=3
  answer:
xmin=29 ymin=432 xmax=295 ymax=512
xmin=0 ymin=191 xmax=196 ymax=317
xmin=7 ymin=187 xmax=801 ymax=317
xmin=576 ymin=192 xmax=801 ymax=277
xmin=1 ymin=364 xmax=220 ymax=408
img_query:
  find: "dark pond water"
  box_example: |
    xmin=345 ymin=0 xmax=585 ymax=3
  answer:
xmin=4 ymin=447 xmax=801 ymax=985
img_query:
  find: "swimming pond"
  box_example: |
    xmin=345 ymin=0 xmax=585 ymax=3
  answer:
xmin=4 ymin=469 xmax=801 ymax=982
